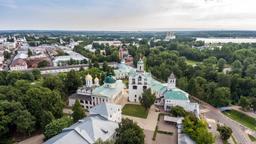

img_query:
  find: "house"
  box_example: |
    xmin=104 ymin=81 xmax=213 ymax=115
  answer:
xmin=44 ymin=103 xmax=121 ymax=144
xmin=53 ymin=50 xmax=89 ymax=66
xmin=89 ymin=103 xmax=122 ymax=122
xmin=93 ymin=41 xmax=122 ymax=47
xmin=10 ymin=58 xmax=28 ymax=71
xmin=69 ymin=74 xmax=125 ymax=110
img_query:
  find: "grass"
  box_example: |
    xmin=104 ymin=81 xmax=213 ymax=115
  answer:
xmin=223 ymin=110 xmax=256 ymax=131
xmin=186 ymin=59 xmax=199 ymax=66
xmin=122 ymin=104 xmax=149 ymax=118
xmin=248 ymin=134 xmax=256 ymax=142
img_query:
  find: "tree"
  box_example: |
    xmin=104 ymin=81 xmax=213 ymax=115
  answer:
xmin=217 ymin=125 xmax=232 ymax=141
xmin=170 ymin=106 xmax=188 ymax=117
xmin=239 ymin=96 xmax=251 ymax=110
xmin=72 ymin=100 xmax=86 ymax=122
xmin=217 ymin=58 xmax=226 ymax=72
xmin=115 ymin=118 xmax=144 ymax=144
xmin=213 ymin=87 xmax=231 ymax=107
xmin=28 ymin=49 xmax=33 ymax=57
xmin=232 ymin=60 xmax=243 ymax=75
xmin=94 ymin=139 xmax=115 ymax=144
xmin=32 ymin=69 xmax=41 ymax=80
xmin=38 ymin=60 xmax=49 ymax=68
xmin=43 ymin=76 xmax=63 ymax=91
xmin=140 ymin=89 xmax=155 ymax=110
xmin=64 ymin=70 xmax=82 ymax=94
xmin=251 ymin=98 xmax=256 ymax=112
xmin=15 ymin=110 xmax=35 ymax=135
xmin=44 ymin=117 xmax=73 ymax=139
xmin=245 ymin=64 xmax=256 ymax=78
xmin=183 ymin=114 xmax=215 ymax=144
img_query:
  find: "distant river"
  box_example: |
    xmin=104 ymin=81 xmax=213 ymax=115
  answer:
xmin=196 ymin=37 xmax=256 ymax=44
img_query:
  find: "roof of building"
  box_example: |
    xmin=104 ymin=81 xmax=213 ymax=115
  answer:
xmin=163 ymin=116 xmax=184 ymax=124
xmin=104 ymin=76 xmax=116 ymax=84
xmin=10 ymin=58 xmax=27 ymax=67
xmin=69 ymin=93 xmax=92 ymax=101
xmin=92 ymin=80 xmax=124 ymax=99
xmin=163 ymin=88 xmax=189 ymax=101
xmin=137 ymin=58 xmax=144 ymax=64
xmin=44 ymin=115 xmax=118 ymax=144
xmin=169 ymin=72 xmax=176 ymax=79
xmin=89 ymin=103 xmax=121 ymax=120
xmin=179 ymin=134 xmax=196 ymax=144
xmin=94 ymin=77 xmax=99 ymax=81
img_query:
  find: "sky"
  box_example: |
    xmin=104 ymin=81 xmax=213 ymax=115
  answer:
xmin=0 ymin=0 xmax=256 ymax=31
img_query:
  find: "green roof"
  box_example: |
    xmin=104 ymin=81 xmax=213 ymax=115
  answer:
xmin=104 ymin=76 xmax=116 ymax=84
xmin=138 ymin=60 xmax=143 ymax=64
xmin=164 ymin=90 xmax=189 ymax=101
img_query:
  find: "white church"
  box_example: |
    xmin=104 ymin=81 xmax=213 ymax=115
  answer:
xmin=121 ymin=58 xmax=199 ymax=117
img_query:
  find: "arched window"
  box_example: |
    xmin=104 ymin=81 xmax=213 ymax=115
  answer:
xmin=138 ymin=76 xmax=142 ymax=81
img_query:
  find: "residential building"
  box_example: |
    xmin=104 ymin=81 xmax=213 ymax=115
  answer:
xmin=93 ymin=41 xmax=122 ymax=47
xmin=44 ymin=103 xmax=121 ymax=144
xmin=10 ymin=58 xmax=28 ymax=71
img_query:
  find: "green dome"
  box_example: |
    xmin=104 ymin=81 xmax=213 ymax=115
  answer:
xmin=138 ymin=59 xmax=144 ymax=64
xmin=104 ymin=76 xmax=116 ymax=84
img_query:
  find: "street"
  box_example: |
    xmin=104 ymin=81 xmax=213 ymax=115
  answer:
xmin=192 ymin=96 xmax=253 ymax=144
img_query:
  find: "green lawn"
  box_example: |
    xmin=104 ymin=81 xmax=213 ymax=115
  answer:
xmin=186 ymin=60 xmax=199 ymax=66
xmin=223 ymin=110 xmax=256 ymax=131
xmin=248 ymin=134 xmax=256 ymax=142
xmin=122 ymin=104 xmax=149 ymax=118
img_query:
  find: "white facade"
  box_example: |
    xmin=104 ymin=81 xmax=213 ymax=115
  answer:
xmin=128 ymin=59 xmax=148 ymax=102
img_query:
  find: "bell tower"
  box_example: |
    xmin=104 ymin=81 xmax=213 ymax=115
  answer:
xmin=167 ymin=72 xmax=176 ymax=90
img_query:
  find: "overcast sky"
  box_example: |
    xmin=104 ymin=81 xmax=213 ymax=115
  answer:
xmin=0 ymin=0 xmax=256 ymax=31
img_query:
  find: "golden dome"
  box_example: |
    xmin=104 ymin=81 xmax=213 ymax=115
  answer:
xmin=85 ymin=74 xmax=93 ymax=80
xmin=94 ymin=77 xmax=99 ymax=81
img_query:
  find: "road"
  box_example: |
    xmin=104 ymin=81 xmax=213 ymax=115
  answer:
xmin=192 ymin=96 xmax=253 ymax=144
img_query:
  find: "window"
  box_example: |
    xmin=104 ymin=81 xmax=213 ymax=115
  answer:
xmin=138 ymin=76 xmax=142 ymax=81
xmin=133 ymin=86 xmax=137 ymax=89
xmin=135 ymin=95 xmax=137 ymax=98
xmin=80 ymin=100 xmax=84 ymax=103
xmin=132 ymin=78 xmax=135 ymax=84
xmin=143 ymin=86 xmax=147 ymax=90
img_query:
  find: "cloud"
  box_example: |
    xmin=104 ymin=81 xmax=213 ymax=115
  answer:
xmin=1 ymin=0 xmax=256 ymax=30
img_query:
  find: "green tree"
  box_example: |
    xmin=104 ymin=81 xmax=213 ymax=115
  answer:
xmin=245 ymin=64 xmax=256 ymax=78
xmin=140 ymin=89 xmax=155 ymax=110
xmin=213 ymin=87 xmax=231 ymax=107
xmin=170 ymin=106 xmax=188 ymax=117
xmin=116 ymin=118 xmax=144 ymax=144
xmin=43 ymin=76 xmax=63 ymax=91
xmin=28 ymin=49 xmax=33 ymax=57
xmin=38 ymin=60 xmax=49 ymax=68
xmin=15 ymin=110 xmax=35 ymax=135
xmin=239 ymin=96 xmax=251 ymax=110
xmin=217 ymin=125 xmax=232 ymax=141
xmin=232 ymin=60 xmax=243 ymax=75
xmin=64 ymin=70 xmax=83 ymax=94
xmin=217 ymin=58 xmax=226 ymax=72
xmin=94 ymin=139 xmax=115 ymax=144
xmin=32 ymin=69 xmax=41 ymax=80
xmin=44 ymin=117 xmax=73 ymax=139
xmin=72 ymin=100 xmax=86 ymax=122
